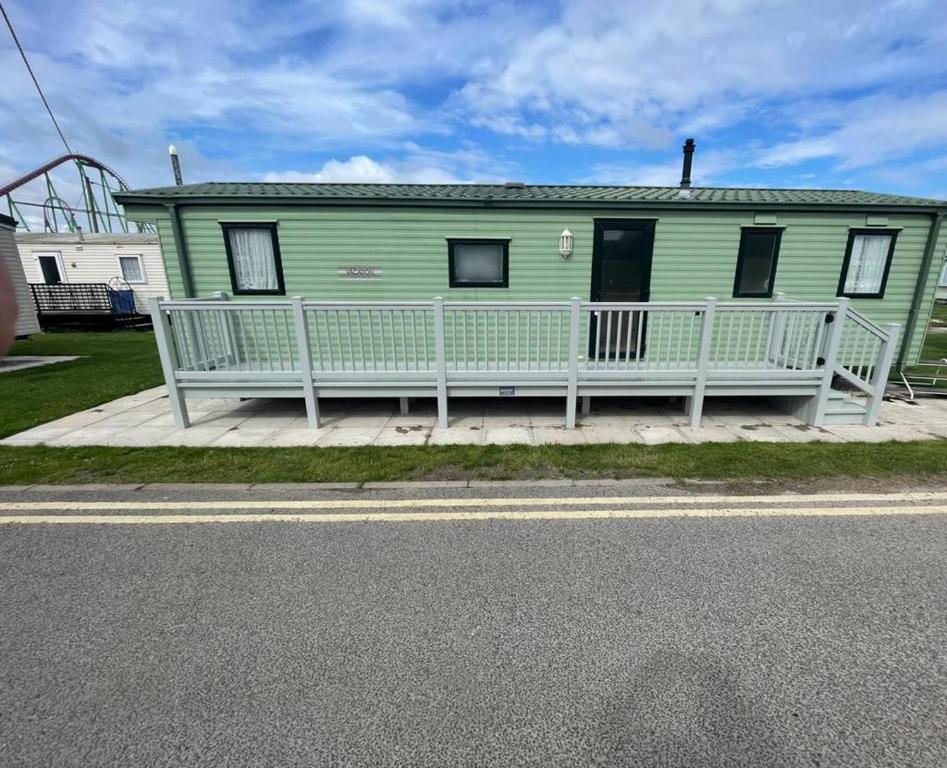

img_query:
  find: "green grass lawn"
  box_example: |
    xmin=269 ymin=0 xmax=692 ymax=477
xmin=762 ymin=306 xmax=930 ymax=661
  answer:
xmin=0 ymin=331 xmax=162 ymax=440
xmin=2 ymin=329 xmax=947 ymax=486
xmin=897 ymin=303 xmax=947 ymax=390
xmin=919 ymin=327 xmax=947 ymax=361
xmin=928 ymin=302 xmax=947 ymax=326
xmin=3 ymin=441 xmax=947 ymax=485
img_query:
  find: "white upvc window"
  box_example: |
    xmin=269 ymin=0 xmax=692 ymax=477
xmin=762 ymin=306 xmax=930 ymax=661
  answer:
xmin=838 ymin=230 xmax=897 ymax=298
xmin=117 ymin=254 xmax=147 ymax=284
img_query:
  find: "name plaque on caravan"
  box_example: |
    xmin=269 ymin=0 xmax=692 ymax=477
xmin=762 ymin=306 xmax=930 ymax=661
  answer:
xmin=337 ymin=265 xmax=383 ymax=280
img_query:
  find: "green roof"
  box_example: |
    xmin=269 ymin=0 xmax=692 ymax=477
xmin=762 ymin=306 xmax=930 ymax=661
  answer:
xmin=114 ymin=182 xmax=947 ymax=210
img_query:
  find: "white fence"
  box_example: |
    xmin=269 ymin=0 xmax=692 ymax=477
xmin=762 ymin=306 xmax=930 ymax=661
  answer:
xmin=150 ymin=294 xmax=899 ymax=430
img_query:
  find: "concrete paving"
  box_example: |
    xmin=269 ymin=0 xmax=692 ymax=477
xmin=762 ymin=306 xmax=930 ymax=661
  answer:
xmin=3 ymin=385 xmax=947 ymax=448
xmin=0 ymin=355 xmax=80 ymax=374
xmin=0 ymin=484 xmax=945 ymax=767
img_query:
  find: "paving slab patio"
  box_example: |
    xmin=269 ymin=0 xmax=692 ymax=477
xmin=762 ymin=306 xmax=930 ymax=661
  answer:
xmin=0 ymin=355 xmax=80 ymax=374
xmin=4 ymin=386 xmax=947 ymax=448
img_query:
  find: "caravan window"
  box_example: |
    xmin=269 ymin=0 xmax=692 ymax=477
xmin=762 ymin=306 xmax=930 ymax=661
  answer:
xmin=733 ymin=228 xmax=782 ymax=298
xmin=117 ymin=255 xmax=146 ymax=284
xmin=221 ymin=223 xmax=285 ymax=295
xmin=35 ymin=253 xmax=64 ymax=285
xmin=838 ymin=230 xmax=897 ymax=299
xmin=448 ymin=239 xmax=509 ymax=288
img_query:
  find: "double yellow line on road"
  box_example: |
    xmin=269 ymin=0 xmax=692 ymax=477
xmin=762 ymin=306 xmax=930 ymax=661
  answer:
xmin=0 ymin=492 xmax=944 ymax=524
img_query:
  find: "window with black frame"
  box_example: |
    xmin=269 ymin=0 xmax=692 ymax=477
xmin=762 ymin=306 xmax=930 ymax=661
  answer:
xmin=733 ymin=228 xmax=782 ymax=298
xmin=221 ymin=223 xmax=285 ymax=295
xmin=447 ymin=239 xmax=509 ymax=288
xmin=837 ymin=229 xmax=897 ymax=299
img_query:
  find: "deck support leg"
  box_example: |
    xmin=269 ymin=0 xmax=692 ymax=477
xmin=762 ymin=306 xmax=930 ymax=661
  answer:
xmin=689 ymin=297 xmax=717 ymax=430
xmin=864 ymin=324 xmax=900 ymax=426
xmin=433 ymin=297 xmax=449 ymax=429
xmin=293 ymin=297 xmax=320 ymax=429
xmin=581 ymin=396 xmax=591 ymax=416
xmin=150 ymin=296 xmax=190 ymax=429
xmin=166 ymin=382 xmax=190 ymax=429
xmin=565 ymin=298 xmax=581 ymax=428
xmin=399 ymin=397 xmax=410 ymax=416
xmin=686 ymin=394 xmax=704 ymax=430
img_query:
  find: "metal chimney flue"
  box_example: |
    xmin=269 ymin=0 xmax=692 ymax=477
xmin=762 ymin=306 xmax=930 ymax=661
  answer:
xmin=169 ymin=144 xmax=183 ymax=186
xmin=680 ymin=138 xmax=695 ymax=189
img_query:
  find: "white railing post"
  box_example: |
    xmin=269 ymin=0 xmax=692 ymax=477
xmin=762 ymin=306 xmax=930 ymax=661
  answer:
xmin=433 ymin=297 xmax=448 ymax=429
xmin=864 ymin=323 xmax=900 ymax=426
xmin=187 ymin=299 xmax=210 ymax=367
xmin=687 ymin=297 xmax=716 ymax=429
xmin=212 ymin=291 xmax=238 ymax=366
xmin=813 ymin=297 xmax=848 ymax=427
xmin=566 ymin=297 xmax=581 ymax=428
xmin=766 ymin=292 xmax=786 ymax=366
xmin=292 ymin=297 xmax=320 ymax=429
xmin=149 ymin=296 xmax=190 ymax=429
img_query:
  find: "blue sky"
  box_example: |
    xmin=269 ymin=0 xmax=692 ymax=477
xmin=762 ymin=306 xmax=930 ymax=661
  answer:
xmin=2 ymin=0 xmax=947 ymax=213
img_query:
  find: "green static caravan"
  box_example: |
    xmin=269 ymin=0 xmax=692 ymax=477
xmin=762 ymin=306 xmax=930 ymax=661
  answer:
xmin=116 ymin=182 xmax=947 ymax=370
xmin=116 ymin=183 xmax=946 ymax=431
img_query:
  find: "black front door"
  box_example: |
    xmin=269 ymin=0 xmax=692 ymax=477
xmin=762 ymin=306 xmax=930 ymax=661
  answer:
xmin=589 ymin=220 xmax=655 ymax=359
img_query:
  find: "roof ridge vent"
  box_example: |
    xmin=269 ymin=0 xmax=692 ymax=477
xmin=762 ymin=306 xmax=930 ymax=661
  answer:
xmin=504 ymin=181 xmax=526 ymax=189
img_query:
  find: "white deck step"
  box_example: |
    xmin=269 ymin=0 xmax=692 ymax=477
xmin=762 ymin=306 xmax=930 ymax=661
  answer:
xmin=822 ymin=389 xmax=868 ymax=425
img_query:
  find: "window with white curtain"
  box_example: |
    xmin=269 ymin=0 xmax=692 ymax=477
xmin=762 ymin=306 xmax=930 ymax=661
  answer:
xmin=222 ymin=224 xmax=284 ymax=294
xmin=448 ymin=239 xmax=509 ymax=287
xmin=117 ymin=255 xmax=146 ymax=284
xmin=838 ymin=230 xmax=896 ymax=298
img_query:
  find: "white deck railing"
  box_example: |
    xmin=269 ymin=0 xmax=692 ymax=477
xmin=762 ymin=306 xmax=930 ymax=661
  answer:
xmin=149 ymin=294 xmax=899 ymax=430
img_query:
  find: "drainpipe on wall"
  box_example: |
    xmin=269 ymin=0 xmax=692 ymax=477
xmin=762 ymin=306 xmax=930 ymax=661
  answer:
xmin=166 ymin=203 xmax=195 ymax=297
xmin=898 ymin=211 xmax=944 ymax=369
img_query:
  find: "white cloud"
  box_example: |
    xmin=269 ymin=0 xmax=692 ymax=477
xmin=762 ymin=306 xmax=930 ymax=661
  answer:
xmin=2 ymin=0 xmax=947 ymax=221
xmin=264 ymin=157 xmax=397 ymax=183
xmin=0 ymin=0 xmax=538 ymax=204
xmin=458 ymin=0 xmax=947 ymax=154
xmin=263 ymin=145 xmax=514 ymax=184
xmin=264 ymin=155 xmax=432 ymax=183
xmin=758 ymin=91 xmax=947 ymax=170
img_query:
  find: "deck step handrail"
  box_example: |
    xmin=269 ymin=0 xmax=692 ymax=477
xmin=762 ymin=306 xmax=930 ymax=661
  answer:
xmin=846 ymin=309 xmax=892 ymax=338
xmin=831 ymin=305 xmax=900 ymax=425
xmin=150 ymin=294 xmax=900 ymax=431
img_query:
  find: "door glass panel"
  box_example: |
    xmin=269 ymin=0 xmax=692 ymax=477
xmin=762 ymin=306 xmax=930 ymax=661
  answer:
xmin=598 ymin=229 xmax=644 ymax=302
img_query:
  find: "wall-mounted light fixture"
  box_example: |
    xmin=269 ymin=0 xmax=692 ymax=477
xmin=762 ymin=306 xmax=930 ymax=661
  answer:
xmin=559 ymin=228 xmax=574 ymax=259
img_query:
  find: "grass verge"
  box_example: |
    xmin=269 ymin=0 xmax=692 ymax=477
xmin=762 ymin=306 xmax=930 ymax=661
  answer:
xmin=1 ymin=332 xmax=162 ymax=440
xmin=2 ymin=441 xmax=947 ymax=485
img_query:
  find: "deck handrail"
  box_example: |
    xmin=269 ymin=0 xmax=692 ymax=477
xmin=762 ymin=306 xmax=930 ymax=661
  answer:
xmin=150 ymin=294 xmax=900 ymax=430
xmin=830 ymin=305 xmax=900 ymax=425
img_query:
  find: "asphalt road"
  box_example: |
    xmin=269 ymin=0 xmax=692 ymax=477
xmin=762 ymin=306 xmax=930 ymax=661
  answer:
xmin=0 ymin=482 xmax=945 ymax=767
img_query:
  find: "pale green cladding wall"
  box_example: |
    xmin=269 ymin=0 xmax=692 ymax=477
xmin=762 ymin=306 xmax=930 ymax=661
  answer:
xmin=125 ymin=204 xmax=942 ymax=364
